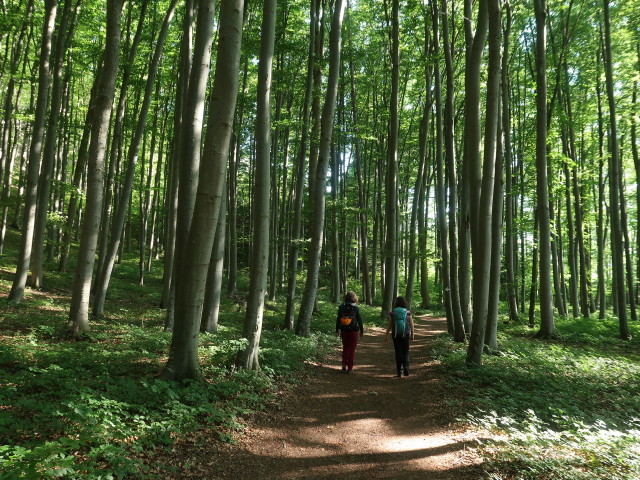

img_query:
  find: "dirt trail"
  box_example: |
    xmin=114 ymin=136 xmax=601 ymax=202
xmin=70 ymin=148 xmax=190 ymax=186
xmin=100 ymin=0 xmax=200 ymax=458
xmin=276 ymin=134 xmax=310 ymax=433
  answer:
xmin=168 ymin=316 xmax=483 ymax=479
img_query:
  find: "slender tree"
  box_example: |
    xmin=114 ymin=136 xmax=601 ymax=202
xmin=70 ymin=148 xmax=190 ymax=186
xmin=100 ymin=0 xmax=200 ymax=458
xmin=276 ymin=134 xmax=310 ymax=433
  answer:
xmin=67 ymin=0 xmax=124 ymax=334
xmin=161 ymin=0 xmax=243 ymax=380
xmin=8 ymin=0 xmax=57 ymax=302
xmin=296 ymin=0 xmax=346 ymax=337
xmin=236 ymin=0 xmax=276 ymax=370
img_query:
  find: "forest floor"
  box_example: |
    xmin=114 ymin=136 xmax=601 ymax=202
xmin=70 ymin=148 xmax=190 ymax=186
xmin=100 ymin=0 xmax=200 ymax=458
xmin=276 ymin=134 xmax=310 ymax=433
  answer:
xmin=157 ymin=316 xmax=485 ymax=479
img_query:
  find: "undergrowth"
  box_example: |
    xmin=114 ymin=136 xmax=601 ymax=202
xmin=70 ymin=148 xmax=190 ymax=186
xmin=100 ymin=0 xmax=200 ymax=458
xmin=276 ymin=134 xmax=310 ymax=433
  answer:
xmin=0 ymin=231 xmax=378 ymax=479
xmin=430 ymin=315 xmax=640 ymax=480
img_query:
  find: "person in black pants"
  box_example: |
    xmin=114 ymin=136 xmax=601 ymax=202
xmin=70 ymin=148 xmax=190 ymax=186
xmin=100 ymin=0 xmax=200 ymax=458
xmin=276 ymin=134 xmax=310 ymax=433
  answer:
xmin=385 ymin=296 xmax=415 ymax=377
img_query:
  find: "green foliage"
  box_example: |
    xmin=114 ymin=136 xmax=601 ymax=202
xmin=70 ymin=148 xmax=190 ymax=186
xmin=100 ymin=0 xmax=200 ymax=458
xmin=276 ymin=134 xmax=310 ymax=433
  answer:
xmin=0 ymin=243 xmax=345 ymax=479
xmin=431 ymin=316 xmax=640 ymax=480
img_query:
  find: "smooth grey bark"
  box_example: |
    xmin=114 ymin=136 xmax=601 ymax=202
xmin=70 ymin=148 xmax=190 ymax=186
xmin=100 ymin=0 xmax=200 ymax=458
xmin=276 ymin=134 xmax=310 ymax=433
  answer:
xmin=160 ymin=0 xmax=242 ymax=381
xmin=296 ymin=0 xmax=346 ymax=337
xmin=283 ymin=0 xmax=316 ymax=329
xmin=431 ymin=0 xmax=453 ymax=332
xmin=440 ymin=0 xmax=465 ymax=341
xmin=347 ymin=2 xmax=371 ymax=306
xmin=8 ymin=0 xmax=57 ymax=302
xmin=0 ymin=0 xmax=33 ymax=254
xmin=381 ymin=0 xmax=399 ymax=319
xmin=165 ymin=0 xmax=214 ymax=330
xmin=458 ymin=0 xmax=478 ymax=332
xmin=486 ymin=93 xmax=504 ymax=352
xmin=67 ymin=0 xmax=124 ymax=334
xmin=95 ymin=1 xmax=149 ymax=281
xmin=533 ymin=0 xmax=555 ymax=339
xmin=92 ymin=0 xmax=179 ymax=317
xmin=236 ymin=0 xmax=276 ymax=370
xmin=502 ymin=0 xmax=519 ymax=323
xmin=201 ymin=180 xmax=228 ymax=334
xmin=595 ymin=73 xmax=607 ymax=319
xmin=161 ymin=0 xmax=195 ymax=316
xmin=31 ymin=0 xmax=75 ymax=289
xmin=466 ymin=0 xmax=497 ymax=367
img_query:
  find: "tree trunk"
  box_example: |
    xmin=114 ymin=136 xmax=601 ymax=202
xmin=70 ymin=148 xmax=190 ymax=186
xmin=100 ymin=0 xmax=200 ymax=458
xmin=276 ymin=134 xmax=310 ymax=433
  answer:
xmin=502 ymin=0 xmax=519 ymax=323
xmin=296 ymin=0 xmax=346 ymax=337
xmin=67 ymin=0 xmax=124 ymax=334
xmin=92 ymin=0 xmax=179 ymax=317
xmin=533 ymin=0 xmax=555 ymax=339
xmin=201 ymin=180 xmax=228 ymax=334
xmin=381 ymin=0 xmax=400 ymax=318
xmin=466 ymin=0 xmax=497 ymax=367
xmin=160 ymin=0 xmax=195 ymax=320
xmin=236 ymin=0 xmax=276 ymax=370
xmin=602 ymin=0 xmax=629 ymax=339
xmin=440 ymin=0 xmax=465 ymax=341
xmin=8 ymin=0 xmax=57 ymax=302
xmin=160 ymin=0 xmax=243 ymax=380
xmin=283 ymin=0 xmax=317 ymax=329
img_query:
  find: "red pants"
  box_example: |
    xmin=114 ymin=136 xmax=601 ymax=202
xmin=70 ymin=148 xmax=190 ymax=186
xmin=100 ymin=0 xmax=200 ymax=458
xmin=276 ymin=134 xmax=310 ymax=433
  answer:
xmin=341 ymin=331 xmax=359 ymax=371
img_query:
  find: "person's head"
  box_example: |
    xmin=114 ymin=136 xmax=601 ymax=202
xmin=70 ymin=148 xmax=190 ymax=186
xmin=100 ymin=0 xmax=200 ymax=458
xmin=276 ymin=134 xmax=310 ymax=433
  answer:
xmin=394 ymin=296 xmax=409 ymax=309
xmin=344 ymin=291 xmax=358 ymax=304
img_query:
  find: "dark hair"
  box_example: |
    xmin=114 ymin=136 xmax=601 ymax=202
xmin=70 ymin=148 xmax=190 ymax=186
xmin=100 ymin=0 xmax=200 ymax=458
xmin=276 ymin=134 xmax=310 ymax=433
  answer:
xmin=344 ymin=291 xmax=358 ymax=304
xmin=393 ymin=296 xmax=409 ymax=309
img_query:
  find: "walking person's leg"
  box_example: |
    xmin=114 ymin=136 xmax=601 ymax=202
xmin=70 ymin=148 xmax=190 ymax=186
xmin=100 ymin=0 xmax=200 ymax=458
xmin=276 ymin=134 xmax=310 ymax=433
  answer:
xmin=345 ymin=331 xmax=358 ymax=372
xmin=392 ymin=336 xmax=403 ymax=376
xmin=402 ymin=337 xmax=410 ymax=376
xmin=340 ymin=331 xmax=349 ymax=371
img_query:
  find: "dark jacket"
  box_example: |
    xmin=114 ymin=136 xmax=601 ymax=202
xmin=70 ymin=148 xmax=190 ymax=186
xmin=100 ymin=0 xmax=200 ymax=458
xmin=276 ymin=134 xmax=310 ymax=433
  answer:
xmin=336 ymin=303 xmax=364 ymax=334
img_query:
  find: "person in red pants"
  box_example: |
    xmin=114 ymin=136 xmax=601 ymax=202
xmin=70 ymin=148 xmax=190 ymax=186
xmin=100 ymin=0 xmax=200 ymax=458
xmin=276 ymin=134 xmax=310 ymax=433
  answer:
xmin=336 ymin=291 xmax=364 ymax=373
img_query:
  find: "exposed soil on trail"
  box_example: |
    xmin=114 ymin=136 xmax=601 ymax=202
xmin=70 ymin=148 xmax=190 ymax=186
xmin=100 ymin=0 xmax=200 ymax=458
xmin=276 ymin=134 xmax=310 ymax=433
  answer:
xmin=162 ymin=316 xmax=484 ymax=479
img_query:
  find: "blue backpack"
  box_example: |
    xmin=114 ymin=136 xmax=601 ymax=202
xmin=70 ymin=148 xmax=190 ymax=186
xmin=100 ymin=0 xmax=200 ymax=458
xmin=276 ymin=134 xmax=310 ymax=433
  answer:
xmin=392 ymin=307 xmax=409 ymax=337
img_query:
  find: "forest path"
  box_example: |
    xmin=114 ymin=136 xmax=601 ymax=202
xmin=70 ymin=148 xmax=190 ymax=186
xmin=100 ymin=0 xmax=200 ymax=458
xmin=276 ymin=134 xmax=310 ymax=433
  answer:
xmin=167 ymin=316 xmax=483 ymax=479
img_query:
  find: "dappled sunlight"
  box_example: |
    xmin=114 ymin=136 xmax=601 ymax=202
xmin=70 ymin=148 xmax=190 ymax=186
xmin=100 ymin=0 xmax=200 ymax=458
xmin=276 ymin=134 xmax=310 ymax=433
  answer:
xmin=383 ymin=433 xmax=453 ymax=453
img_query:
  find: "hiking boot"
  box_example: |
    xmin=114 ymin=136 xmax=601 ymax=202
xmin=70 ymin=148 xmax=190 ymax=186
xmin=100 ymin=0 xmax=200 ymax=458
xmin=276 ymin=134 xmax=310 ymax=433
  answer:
xmin=342 ymin=365 xmax=347 ymax=373
xmin=403 ymin=367 xmax=409 ymax=376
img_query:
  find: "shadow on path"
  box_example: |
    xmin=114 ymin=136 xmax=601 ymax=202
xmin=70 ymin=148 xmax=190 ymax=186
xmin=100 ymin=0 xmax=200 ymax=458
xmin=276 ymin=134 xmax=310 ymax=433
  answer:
xmin=167 ymin=315 xmax=483 ymax=480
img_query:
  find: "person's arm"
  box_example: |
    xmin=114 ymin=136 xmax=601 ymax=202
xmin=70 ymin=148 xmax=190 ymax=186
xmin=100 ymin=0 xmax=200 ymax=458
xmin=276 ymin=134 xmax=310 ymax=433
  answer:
xmin=336 ymin=307 xmax=341 ymax=335
xmin=357 ymin=307 xmax=364 ymax=337
xmin=408 ymin=311 xmax=415 ymax=340
xmin=385 ymin=312 xmax=393 ymax=342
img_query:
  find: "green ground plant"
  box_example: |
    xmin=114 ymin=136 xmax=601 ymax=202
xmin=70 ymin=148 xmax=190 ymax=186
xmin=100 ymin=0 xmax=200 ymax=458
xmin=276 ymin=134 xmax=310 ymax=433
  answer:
xmin=0 ymin=235 xmax=378 ymax=479
xmin=430 ymin=314 xmax=640 ymax=480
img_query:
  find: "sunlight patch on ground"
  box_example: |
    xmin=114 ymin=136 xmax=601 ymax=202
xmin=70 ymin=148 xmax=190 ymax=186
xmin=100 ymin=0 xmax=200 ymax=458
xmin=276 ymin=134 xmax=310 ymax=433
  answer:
xmin=383 ymin=434 xmax=453 ymax=453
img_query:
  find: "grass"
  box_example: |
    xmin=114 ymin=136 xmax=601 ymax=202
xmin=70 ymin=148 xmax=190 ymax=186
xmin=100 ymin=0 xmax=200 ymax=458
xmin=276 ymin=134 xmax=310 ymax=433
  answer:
xmin=430 ymin=314 xmax=640 ymax=480
xmin=0 ymin=230 xmax=379 ymax=479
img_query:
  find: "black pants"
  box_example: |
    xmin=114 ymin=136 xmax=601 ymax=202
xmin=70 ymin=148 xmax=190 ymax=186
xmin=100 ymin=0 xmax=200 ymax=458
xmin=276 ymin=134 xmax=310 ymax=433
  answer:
xmin=392 ymin=335 xmax=410 ymax=373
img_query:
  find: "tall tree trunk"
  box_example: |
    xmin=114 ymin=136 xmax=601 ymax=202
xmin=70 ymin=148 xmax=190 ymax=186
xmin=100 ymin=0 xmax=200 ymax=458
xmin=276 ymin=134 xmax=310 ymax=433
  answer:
xmin=283 ymin=0 xmax=317 ymax=329
xmin=533 ymin=0 xmax=555 ymax=339
xmin=432 ymin=0 xmax=453 ymax=332
xmin=486 ymin=90 xmax=504 ymax=351
xmin=602 ymin=0 xmax=630 ymax=339
xmin=296 ymin=0 xmax=346 ymax=337
xmin=67 ymin=0 xmax=124 ymax=334
xmin=160 ymin=0 xmax=242 ymax=380
xmin=201 ymin=180 xmax=228 ymax=333
xmin=440 ymin=0 xmax=465 ymax=340
xmin=96 ymin=1 xmax=149 ymax=280
xmin=8 ymin=0 xmax=57 ymax=302
xmin=92 ymin=0 xmax=179 ymax=317
xmin=160 ymin=0 xmax=195 ymax=318
xmin=31 ymin=0 xmax=75 ymax=288
xmin=0 ymin=0 xmax=34 ymax=254
xmin=381 ymin=0 xmax=399 ymax=318
xmin=236 ymin=0 xmax=276 ymax=370
xmin=502 ymin=0 xmax=519 ymax=323
xmin=466 ymin=0 xmax=497 ymax=367
xmin=347 ymin=2 xmax=371 ymax=306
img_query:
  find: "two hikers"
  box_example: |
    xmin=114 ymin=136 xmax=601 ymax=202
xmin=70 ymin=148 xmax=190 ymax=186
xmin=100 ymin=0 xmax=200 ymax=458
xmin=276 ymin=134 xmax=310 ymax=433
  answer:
xmin=336 ymin=292 xmax=415 ymax=377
